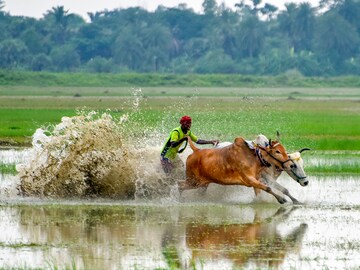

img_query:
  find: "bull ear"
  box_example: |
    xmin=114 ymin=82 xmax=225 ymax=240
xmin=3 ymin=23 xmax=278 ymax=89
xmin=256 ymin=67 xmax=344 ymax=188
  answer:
xmin=276 ymin=131 xmax=280 ymax=141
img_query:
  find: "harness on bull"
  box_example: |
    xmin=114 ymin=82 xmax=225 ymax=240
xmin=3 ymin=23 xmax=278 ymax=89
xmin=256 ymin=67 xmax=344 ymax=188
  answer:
xmin=255 ymin=148 xmax=272 ymax=167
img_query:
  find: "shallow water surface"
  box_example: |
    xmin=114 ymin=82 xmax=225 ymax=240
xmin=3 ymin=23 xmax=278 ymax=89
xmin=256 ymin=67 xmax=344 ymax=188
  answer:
xmin=1 ymin=146 xmax=360 ymax=270
xmin=0 ymin=199 xmax=360 ymax=270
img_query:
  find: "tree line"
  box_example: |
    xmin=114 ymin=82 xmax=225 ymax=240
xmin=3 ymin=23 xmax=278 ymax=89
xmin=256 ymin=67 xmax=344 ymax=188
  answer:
xmin=1 ymin=0 xmax=360 ymax=76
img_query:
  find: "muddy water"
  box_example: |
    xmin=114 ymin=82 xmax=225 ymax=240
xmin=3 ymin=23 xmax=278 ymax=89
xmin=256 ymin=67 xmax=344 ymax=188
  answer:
xmin=0 ymin=198 xmax=358 ymax=270
xmin=1 ymin=172 xmax=360 ymax=269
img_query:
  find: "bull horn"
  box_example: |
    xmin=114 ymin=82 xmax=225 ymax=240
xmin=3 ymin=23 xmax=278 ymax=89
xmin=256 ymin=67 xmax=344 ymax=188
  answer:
xmin=276 ymin=131 xmax=280 ymax=141
xmin=299 ymin=148 xmax=311 ymax=153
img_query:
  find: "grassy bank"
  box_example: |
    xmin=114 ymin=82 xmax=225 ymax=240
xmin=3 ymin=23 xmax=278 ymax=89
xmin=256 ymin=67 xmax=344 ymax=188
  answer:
xmin=2 ymin=70 xmax=360 ymax=87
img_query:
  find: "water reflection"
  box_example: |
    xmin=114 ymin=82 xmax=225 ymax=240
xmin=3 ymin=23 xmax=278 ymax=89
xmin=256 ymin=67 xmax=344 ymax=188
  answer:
xmin=182 ymin=207 xmax=307 ymax=269
xmin=0 ymin=204 xmax=307 ymax=269
xmin=1 ymin=148 xmax=360 ymax=269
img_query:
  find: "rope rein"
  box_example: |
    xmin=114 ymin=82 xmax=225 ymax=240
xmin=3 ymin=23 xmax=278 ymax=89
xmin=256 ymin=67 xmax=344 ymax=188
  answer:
xmin=256 ymin=145 xmax=292 ymax=169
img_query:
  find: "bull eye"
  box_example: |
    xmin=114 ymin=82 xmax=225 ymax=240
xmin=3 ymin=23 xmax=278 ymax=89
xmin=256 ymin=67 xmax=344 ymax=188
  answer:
xmin=276 ymin=150 xmax=281 ymax=154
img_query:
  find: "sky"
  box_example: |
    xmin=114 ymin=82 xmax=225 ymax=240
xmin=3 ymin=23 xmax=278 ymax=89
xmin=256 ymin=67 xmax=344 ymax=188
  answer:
xmin=4 ymin=0 xmax=320 ymax=20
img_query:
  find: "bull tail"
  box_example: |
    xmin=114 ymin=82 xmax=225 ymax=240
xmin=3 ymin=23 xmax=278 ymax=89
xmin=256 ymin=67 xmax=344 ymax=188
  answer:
xmin=187 ymin=136 xmax=199 ymax=152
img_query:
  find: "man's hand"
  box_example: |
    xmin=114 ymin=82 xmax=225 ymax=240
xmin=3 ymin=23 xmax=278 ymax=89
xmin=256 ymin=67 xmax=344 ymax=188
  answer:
xmin=212 ymin=140 xmax=220 ymax=147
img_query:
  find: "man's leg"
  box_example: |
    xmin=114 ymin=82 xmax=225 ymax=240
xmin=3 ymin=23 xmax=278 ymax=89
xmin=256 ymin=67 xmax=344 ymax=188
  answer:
xmin=160 ymin=157 xmax=173 ymax=174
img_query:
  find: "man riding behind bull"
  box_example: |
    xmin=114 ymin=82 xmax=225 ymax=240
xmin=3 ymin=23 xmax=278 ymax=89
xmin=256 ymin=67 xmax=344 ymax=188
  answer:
xmin=160 ymin=115 xmax=219 ymax=176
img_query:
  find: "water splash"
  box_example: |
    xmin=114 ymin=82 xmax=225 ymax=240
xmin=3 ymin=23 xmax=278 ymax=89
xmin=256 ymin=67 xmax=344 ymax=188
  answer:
xmin=16 ymin=109 xmax=172 ymax=199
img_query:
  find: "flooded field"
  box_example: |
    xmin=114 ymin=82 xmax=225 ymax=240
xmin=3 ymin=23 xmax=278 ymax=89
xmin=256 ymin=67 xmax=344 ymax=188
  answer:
xmin=1 ymin=147 xmax=360 ymax=270
xmin=0 ymin=110 xmax=359 ymax=270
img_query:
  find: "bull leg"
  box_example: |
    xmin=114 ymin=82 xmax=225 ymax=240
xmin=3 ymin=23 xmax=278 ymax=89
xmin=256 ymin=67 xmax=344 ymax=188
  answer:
xmin=260 ymin=176 xmax=300 ymax=204
xmin=198 ymin=186 xmax=208 ymax=196
xmin=177 ymin=180 xmax=201 ymax=193
xmin=248 ymin=177 xmax=287 ymax=204
xmin=270 ymin=181 xmax=301 ymax=204
xmin=253 ymin=188 xmax=261 ymax=196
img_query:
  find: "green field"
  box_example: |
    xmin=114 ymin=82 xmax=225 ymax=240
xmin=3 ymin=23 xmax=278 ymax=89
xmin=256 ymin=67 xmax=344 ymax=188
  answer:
xmin=0 ymin=86 xmax=359 ymax=150
xmin=0 ymin=85 xmax=359 ymax=175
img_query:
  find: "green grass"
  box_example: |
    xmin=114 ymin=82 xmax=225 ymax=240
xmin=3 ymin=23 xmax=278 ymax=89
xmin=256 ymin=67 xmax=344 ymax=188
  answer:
xmin=0 ymin=108 xmax=76 ymax=145
xmin=2 ymin=70 xmax=360 ymax=87
xmin=0 ymin=85 xmax=359 ymax=152
xmin=0 ymin=95 xmax=359 ymax=151
xmin=0 ymin=163 xmax=16 ymax=174
xmin=307 ymin=164 xmax=360 ymax=175
xmin=303 ymin=151 xmax=360 ymax=175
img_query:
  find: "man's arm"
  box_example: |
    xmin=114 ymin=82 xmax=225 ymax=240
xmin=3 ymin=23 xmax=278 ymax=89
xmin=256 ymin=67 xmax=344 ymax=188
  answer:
xmin=170 ymin=137 xmax=187 ymax=147
xmin=196 ymin=139 xmax=219 ymax=146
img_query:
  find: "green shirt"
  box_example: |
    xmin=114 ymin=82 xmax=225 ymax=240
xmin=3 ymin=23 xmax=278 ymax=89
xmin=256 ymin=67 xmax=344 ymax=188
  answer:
xmin=161 ymin=126 xmax=198 ymax=159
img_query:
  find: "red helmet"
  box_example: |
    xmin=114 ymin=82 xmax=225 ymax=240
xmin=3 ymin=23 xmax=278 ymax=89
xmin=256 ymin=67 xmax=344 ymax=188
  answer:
xmin=180 ymin=115 xmax=192 ymax=124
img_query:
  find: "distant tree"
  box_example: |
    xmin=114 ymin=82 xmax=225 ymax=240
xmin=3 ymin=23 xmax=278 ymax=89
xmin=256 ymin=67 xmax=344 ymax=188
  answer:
xmin=20 ymin=28 xmax=47 ymax=54
xmin=0 ymin=39 xmax=28 ymax=68
xmin=85 ymin=57 xmax=114 ymax=73
xmin=202 ymin=0 xmax=218 ymax=15
xmin=76 ymin=24 xmax=112 ymax=62
xmin=236 ymin=14 xmax=265 ymax=58
xmin=31 ymin=53 xmax=52 ymax=71
xmin=222 ymin=28 xmax=237 ymax=59
xmin=0 ymin=12 xmax=11 ymax=40
xmin=7 ymin=16 xmax=37 ymax=38
xmin=43 ymin=6 xmax=71 ymax=44
xmin=216 ymin=4 xmax=239 ymax=59
xmin=141 ymin=23 xmax=173 ymax=71
xmin=156 ymin=7 xmax=204 ymax=42
xmin=260 ymin=3 xmax=278 ymax=20
xmin=142 ymin=24 xmax=172 ymax=50
xmin=112 ymin=28 xmax=144 ymax=70
xmin=184 ymin=37 xmax=210 ymax=59
xmin=195 ymin=49 xmax=238 ymax=73
xmin=235 ymin=0 xmax=265 ymax=15
xmin=50 ymin=45 xmax=80 ymax=71
xmin=278 ymin=3 xmax=315 ymax=53
xmin=337 ymin=0 xmax=360 ymax=32
xmin=314 ymin=11 xmax=360 ymax=68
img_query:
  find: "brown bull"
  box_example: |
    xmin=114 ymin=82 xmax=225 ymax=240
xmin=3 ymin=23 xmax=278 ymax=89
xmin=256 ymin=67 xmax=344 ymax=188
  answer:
xmin=178 ymin=136 xmax=293 ymax=204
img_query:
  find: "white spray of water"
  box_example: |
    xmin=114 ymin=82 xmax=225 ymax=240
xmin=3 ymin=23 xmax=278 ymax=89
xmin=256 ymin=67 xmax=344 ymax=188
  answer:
xmin=16 ymin=105 xmax=174 ymax=199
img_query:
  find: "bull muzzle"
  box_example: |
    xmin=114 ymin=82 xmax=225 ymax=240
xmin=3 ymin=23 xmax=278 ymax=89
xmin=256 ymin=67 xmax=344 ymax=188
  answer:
xmin=300 ymin=179 xmax=309 ymax=186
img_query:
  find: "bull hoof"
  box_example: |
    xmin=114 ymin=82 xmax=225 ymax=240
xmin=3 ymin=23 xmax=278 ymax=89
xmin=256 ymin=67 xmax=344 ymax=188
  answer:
xmin=278 ymin=197 xmax=287 ymax=204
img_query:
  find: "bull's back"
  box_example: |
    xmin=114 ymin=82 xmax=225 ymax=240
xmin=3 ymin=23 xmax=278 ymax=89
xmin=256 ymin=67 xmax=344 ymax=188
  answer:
xmin=186 ymin=138 xmax=259 ymax=182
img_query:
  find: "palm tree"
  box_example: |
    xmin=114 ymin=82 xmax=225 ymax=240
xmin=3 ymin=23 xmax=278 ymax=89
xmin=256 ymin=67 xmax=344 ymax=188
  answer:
xmin=202 ymin=0 xmax=218 ymax=15
xmin=337 ymin=0 xmax=360 ymax=32
xmin=0 ymin=0 xmax=5 ymax=11
xmin=44 ymin=6 xmax=70 ymax=44
xmin=314 ymin=11 xmax=360 ymax=66
xmin=141 ymin=24 xmax=173 ymax=71
xmin=278 ymin=3 xmax=315 ymax=53
xmin=112 ymin=28 xmax=144 ymax=70
xmin=236 ymin=14 xmax=265 ymax=58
